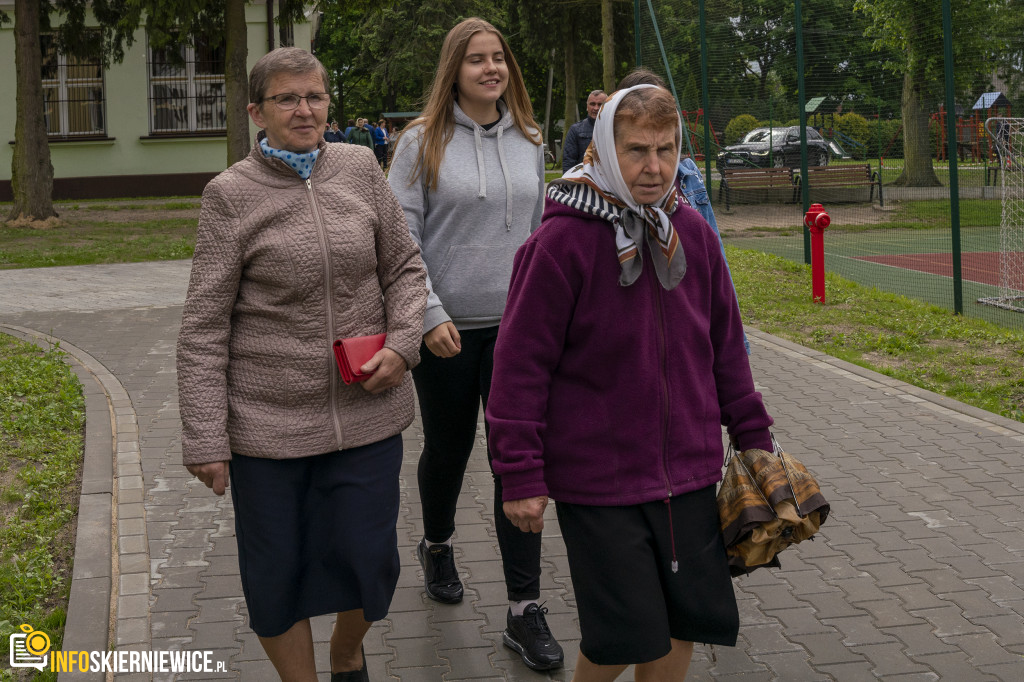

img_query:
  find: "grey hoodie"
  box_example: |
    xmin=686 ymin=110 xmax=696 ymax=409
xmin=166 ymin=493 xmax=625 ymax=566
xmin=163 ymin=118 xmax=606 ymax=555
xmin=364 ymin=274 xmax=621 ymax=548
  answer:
xmin=388 ymin=100 xmax=545 ymax=333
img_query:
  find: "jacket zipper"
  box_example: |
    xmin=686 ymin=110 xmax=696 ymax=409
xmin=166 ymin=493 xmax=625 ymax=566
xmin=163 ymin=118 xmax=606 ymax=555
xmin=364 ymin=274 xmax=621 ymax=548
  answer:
xmin=307 ymin=177 xmax=344 ymax=448
xmin=650 ymin=267 xmax=672 ymax=497
xmin=651 ymin=262 xmax=680 ymax=573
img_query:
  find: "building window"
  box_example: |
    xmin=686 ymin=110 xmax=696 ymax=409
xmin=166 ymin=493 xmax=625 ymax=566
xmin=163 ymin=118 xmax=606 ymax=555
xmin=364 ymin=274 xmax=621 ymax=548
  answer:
xmin=41 ymin=35 xmax=106 ymax=138
xmin=147 ymin=37 xmax=226 ymax=134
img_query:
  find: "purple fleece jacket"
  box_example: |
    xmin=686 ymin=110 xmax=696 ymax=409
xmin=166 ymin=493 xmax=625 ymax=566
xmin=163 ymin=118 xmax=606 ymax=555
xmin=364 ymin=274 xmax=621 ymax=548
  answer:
xmin=487 ymin=197 xmax=774 ymax=506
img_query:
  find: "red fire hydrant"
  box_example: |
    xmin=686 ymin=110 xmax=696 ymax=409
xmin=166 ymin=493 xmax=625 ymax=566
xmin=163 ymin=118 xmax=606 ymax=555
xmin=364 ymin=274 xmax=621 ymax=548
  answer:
xmin=804 ymin=203 xmax=831 ymax=303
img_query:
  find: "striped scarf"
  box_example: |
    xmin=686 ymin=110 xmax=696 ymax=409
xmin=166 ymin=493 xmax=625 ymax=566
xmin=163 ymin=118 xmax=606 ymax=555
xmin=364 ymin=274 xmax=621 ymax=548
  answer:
xmin=548 ymin=85 xmax=687 ymax=289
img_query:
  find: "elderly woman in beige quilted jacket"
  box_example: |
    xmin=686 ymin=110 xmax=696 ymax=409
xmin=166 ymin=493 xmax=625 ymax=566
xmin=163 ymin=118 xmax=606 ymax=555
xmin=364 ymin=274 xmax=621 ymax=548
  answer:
xmin=177 ymin=48 xmax=426 ymax=682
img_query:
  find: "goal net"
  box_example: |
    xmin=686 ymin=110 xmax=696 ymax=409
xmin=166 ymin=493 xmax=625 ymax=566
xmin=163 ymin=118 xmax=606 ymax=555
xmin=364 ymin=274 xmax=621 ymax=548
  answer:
xmin=979 ymin=117 xmax=1024 ymax=313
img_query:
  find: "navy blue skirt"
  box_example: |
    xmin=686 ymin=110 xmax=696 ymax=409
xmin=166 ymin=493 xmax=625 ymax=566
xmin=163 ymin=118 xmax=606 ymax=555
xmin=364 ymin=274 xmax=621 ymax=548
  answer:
xmin=229 ymin=435 xmax=403 ymax=638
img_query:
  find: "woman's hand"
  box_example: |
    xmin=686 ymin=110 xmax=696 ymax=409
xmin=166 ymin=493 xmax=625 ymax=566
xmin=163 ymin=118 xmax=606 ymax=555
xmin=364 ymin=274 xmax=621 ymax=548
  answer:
xmin=360 ymin=347 xmax=408 ymax=394
xmin=424 ymin=321 xmax=462 ymax=358
xmin=186 ymin=461 xmax=230 ymax=496
xmin=503 ymin=496 xmax=549 ymax=533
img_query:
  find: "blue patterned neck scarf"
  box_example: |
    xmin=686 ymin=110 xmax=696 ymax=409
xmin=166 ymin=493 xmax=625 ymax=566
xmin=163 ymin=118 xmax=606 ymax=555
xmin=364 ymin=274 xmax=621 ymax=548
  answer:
xmin=259 ymin=137 xmax=320 ymax=179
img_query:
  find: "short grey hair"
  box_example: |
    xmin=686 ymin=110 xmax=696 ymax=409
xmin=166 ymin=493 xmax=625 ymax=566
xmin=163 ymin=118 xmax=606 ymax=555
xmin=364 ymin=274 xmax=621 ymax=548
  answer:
xmin=248 ymin=47 xmax=330 ymax=104
xmin=588 ymin=89 xmax=606 ymax=99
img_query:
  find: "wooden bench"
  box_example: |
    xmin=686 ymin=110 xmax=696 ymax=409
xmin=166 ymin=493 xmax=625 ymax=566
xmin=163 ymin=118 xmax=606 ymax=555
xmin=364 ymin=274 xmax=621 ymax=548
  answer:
xmin=718 ymin=167 xmax=795 ymax=210
xmin=794 ymin=164 xmax=884 ymax=206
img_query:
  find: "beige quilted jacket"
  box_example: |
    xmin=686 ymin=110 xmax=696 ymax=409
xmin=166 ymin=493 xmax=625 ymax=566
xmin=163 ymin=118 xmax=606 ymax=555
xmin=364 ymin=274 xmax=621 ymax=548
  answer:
xmin=177 ymin=138 xmax=427 ymax=465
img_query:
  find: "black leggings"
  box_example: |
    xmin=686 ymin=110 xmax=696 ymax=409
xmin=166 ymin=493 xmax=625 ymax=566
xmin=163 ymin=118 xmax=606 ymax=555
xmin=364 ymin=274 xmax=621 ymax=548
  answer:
xmin=413 ymin=325 xmax=542 ymax=601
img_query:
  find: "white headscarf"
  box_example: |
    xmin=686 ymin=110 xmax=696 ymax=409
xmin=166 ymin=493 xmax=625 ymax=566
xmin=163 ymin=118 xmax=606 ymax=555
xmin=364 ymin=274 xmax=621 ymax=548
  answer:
xmin=548 ymin=84 xmax=686 ymax=289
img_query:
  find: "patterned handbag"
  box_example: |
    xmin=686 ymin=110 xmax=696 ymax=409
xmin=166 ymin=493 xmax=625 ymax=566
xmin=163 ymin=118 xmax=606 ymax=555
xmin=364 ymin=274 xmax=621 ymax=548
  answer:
xmin=716 ymin=434 xmax=830 ymax=576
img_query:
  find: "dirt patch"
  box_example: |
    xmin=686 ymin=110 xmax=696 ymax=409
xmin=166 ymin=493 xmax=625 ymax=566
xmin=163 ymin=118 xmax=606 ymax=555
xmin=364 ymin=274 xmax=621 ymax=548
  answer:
xmin=4 ymin=216 xmax=66 ymax=230
xmin=717 ymin=202 xmax=897 ymax=234
xmin=53 ymin=201 xmax=200 ymax=224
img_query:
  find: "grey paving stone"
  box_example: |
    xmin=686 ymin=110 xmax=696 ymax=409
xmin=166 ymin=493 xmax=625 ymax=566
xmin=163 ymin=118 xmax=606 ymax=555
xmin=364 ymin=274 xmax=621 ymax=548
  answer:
xmin=788 ymin=632 xmax=865 ymax=665
xmin=755 ymin=650 xmax=832 ymax=680
xmin=436 ymin=645 xmax=500 ymax=679
xmin=914 ymin=652 xmax=1001 ymax=680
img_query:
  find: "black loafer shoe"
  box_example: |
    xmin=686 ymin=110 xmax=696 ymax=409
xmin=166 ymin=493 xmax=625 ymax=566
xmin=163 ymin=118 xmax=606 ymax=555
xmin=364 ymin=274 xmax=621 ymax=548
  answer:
xmin=331 ymin=645 xmax=368 ymax=682
xmin=417 ymin=538 xmax=464 ymax=604
xmin=503 ymin=603 xmax=564 ymax=671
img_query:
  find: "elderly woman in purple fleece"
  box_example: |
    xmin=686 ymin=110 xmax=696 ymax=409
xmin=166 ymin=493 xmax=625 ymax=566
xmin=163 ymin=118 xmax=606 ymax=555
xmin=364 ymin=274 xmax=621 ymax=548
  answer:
xmin=486 ymin=84 xmax=774 ymax=681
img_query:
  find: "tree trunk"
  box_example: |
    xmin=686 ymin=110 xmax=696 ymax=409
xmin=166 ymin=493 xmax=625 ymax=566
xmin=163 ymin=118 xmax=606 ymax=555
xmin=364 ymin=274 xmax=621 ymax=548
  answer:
xmin=561 ymin=15 xmax=578 ymax=163
xmin=266 ymin=0 xmax=275 ymax=52
xmin=8 ymin=0 xmax=56 ymax=223
xmin=893 ymin=69 xmax=940 ymax=187
xmin=601 ymin=0 xmax=614 ymax=92
xmin=336 ymin=73 xmax=345 ymax=125
xmin=225 ymin=0 xmax=250 ymax=166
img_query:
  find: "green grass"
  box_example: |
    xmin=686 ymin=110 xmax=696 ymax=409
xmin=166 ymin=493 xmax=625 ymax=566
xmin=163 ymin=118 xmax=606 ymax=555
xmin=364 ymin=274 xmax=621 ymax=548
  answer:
xmin=0 ymin=335 xmax=84 ymax=680
xmin=0 ymin=218 xmax=197 ymax=269
xmin=730 ymin=247 xmax=1024 ymax=423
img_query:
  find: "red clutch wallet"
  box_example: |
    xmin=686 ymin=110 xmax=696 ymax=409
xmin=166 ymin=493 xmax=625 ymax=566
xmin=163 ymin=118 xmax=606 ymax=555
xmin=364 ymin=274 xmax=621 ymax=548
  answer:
xmin=333 ymin=333 xmax=387 ymax=385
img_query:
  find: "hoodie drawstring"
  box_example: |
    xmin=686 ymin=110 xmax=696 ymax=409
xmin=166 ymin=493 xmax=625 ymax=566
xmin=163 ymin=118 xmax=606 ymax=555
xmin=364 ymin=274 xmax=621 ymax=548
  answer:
xmin=473 ymin=125 xmax=487 ymax=199
xmin=665 ymin=498 xmax=679 ymax=573
xmin=496 ymin=126 xmax=514 ymax=231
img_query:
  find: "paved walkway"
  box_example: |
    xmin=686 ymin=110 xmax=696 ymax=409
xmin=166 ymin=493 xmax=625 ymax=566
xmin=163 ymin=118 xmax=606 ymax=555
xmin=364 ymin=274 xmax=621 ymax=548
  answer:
xmin=3 ymin=260 xmax=1024 ymax=681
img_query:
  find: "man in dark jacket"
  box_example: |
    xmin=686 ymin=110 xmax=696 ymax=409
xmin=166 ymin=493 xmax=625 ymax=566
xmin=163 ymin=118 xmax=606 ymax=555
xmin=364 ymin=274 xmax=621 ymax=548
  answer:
xmin=561 ymin=90 xmax=606 ymax=171
xmin=323 ymin=121 xmax=345 ymax=143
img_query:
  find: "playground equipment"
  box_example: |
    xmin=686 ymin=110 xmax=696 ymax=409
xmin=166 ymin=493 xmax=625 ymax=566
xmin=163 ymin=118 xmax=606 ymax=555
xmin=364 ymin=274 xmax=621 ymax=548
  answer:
xmin=680 ymin=108 xmax=719 ymax=160
xmin=933 ymin=93 xmax=1012 ymax=164
xmin=978 ymin=117 xmax=1024 ymax=314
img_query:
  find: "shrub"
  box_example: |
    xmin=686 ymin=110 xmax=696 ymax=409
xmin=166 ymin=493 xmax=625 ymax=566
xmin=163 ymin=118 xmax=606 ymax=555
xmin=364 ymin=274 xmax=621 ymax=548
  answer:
xmin=724 ymin=114 xmax=760 ymax=145
xmin=834 ymin=113 xmax=871 ymax=159
xmin=866 ymin=119 xmax=904 ymax=159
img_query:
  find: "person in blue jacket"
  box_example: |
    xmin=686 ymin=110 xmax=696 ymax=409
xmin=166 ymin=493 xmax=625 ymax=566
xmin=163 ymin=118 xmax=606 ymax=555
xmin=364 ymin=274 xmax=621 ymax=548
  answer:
xmin=618 ymin=68 xmax=750 ymax=355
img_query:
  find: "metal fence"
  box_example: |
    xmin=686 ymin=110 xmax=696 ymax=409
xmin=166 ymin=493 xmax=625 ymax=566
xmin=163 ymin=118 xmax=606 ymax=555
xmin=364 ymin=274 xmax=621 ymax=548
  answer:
xmin=636 ymin=0 xmax=1024 ymax=331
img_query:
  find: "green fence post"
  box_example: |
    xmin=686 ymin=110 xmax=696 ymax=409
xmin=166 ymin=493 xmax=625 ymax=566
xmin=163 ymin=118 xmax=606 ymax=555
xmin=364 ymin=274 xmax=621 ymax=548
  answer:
xmin=942 ymin=0 xmax=963 ymax=314
xmin=698 ymin=0 xmax=713 ymax=191
xmin=634 ymin=0 xmax=641 ymax=67
xmin=795 ymin=0 xmax=810 ymax=264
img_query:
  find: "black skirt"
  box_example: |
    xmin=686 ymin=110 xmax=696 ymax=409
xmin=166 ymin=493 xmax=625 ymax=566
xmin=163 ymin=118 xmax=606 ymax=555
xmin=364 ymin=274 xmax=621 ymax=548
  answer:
xmin=555 ymin=485 xmax=739 ymax=665
xmin=229 ymin=435 xmax=403 ymax=638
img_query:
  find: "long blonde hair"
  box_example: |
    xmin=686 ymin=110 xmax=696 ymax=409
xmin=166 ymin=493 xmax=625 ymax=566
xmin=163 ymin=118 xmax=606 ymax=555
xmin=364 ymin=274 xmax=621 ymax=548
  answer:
xmin=397 ymin=18 xmax=541 ymax=191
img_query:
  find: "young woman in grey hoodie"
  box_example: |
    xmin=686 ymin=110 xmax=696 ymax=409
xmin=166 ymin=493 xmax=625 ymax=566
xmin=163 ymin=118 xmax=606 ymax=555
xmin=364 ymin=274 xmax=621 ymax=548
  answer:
xmin=387 ymin=17 xmax=563 ymax=672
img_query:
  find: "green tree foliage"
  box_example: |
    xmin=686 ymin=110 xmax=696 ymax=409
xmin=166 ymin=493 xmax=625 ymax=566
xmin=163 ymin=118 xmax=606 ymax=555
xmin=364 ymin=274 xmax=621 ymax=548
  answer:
xmin=316 ymin=0 xmax=500 ymax=124
xmin=854 ymin=0 xmax=1001 ymax=185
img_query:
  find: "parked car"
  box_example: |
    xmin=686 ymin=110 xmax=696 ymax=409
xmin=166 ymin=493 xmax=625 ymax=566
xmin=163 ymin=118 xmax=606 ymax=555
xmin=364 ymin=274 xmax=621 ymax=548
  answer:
xmin=717 ymin=126 xmax=830 ymax=170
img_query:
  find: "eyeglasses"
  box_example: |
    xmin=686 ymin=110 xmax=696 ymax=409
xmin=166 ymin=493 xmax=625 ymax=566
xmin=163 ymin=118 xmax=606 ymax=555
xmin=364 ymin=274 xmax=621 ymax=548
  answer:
xmin=261 ymin=92 xmax=330 ymax=110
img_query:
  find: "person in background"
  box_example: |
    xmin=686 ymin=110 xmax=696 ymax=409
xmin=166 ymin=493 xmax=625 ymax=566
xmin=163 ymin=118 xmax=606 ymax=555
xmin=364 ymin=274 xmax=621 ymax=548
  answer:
xmin=488 ymin=84 xmax=773 ymax=681
xmin=373 ymin=118 xmax=390 ymax=167
xmin=178 ymin=47 xmax=427 ymax=682
xmin=387 ymin=16 xmax=564 ymax=672
xmin=324 ymin=120 xmax=344 ymax=143
xmin=345 ymin=118 xmax=357 ymax=139
xmin=348 ymin=118 xmax=375 ymax=151
xmin=562 ymin=89 xmax=606 ymax=171
xmin=617 ymin=67 xmax=749 ymax=354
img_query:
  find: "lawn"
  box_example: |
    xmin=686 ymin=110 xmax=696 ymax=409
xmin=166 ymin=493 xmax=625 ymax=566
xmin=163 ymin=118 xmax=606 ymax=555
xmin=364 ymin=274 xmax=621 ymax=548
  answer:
xmin=0 ymin=335 xmax=84 ymax=680
xmin=0 ymin=200 xmax=197 ymax=269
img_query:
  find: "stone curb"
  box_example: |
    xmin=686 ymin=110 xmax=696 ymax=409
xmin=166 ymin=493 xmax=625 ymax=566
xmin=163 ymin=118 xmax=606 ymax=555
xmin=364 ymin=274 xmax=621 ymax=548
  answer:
xmin=747 ymin=328 xmax=1024 ymax=440
xmin=1 ymin=324 xmax=146 ymax=681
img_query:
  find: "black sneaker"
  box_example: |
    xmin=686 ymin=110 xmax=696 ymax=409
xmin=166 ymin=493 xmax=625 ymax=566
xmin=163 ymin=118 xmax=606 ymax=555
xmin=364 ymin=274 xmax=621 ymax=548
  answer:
xmin=503 ymin=603 xmax=564 ymax=671
xmin=417 ymin=539 xmax=464 ymax=604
